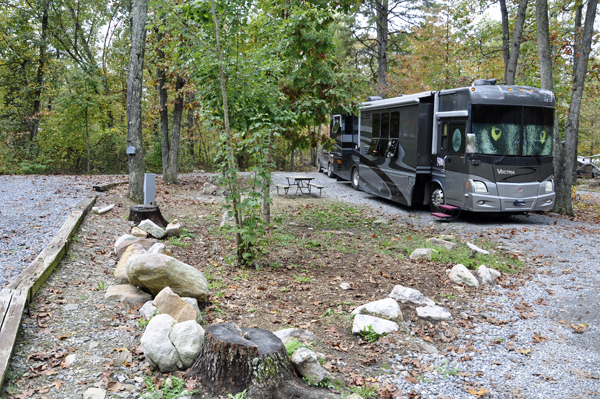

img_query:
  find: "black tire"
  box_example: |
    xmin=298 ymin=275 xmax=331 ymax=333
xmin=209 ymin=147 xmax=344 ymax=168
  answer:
xmin=327 ymin=163 xmax=335 ymax=178
xmin=429 ymin=184 xmax=445 ymax=212
xmin=351 ymin=167 xmax=360 ymax=190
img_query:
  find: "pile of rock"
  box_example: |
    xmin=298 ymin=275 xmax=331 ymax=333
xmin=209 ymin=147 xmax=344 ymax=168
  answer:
xmin=140 ymin=287 xmax=205 ymax=372
xmin=274 ymin=328 xmax=331 ymax=385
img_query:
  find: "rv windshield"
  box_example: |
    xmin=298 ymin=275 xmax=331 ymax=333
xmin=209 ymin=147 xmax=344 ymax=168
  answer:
xmin=471 ymin=105 xmax=554 ymax=156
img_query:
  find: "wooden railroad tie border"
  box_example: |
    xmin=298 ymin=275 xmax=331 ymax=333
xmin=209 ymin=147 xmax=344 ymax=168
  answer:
xmin=0 ymin=196 xmax=96 ymax=390
xmin=93 ymin=180 xmax=128 ymax=192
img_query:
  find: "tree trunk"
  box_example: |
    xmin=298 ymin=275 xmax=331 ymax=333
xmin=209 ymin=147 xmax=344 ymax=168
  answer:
xmin=126 ymin=0 xmax=148 ymax=204
xmin=505 ymin=0 xmax=529 ymax=85
xmin=572 ymin=3 xmax=583 ymax=81
xmin=157 ymin=26 xmax=169 ymax=177
xmin=557 ymin=0 xmax=598 ymax=215
xmin=129 ymin=205 xmax=168 ymax=227
xmin=376 ymin=0 xmax=389 ymax=97
xmin=31 ymin=0 xmax=49 ymax=142
xmin=536 ymin=0 xmax=564 ymax=213
xmin=187 ymin=91 xmax=195 ymax=160
xmin=499 ymin=0 xmax=510 ymax=81
xmin=164 ymin=77 xmax=185 ymax=184
xmin=209 ymin=0 xmax=244 ymax=265
xmin=185 ymin=323 xmax=337 ymax=399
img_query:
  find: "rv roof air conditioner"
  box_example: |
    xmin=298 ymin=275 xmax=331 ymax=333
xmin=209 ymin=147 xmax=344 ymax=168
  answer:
xmin=472 ymin=79 xmax=498 ymax=86
xmin=366 ymin=96 xmax=383 ymax=102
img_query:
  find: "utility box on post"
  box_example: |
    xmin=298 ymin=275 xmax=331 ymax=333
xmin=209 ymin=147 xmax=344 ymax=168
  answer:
xmin=143 ymin=173 xmax=156 ymax=205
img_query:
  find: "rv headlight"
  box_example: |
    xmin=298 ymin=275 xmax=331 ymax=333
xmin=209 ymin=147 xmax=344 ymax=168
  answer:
xmin=473 ymin=181 xmax=488 ymax=193
xmin=545 ymin=180 xmax=553 ymax=193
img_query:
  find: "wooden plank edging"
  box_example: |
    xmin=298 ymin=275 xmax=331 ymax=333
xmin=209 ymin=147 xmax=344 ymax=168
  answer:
xmin=92 ymin=180 xmax=128 ymax=192
xmin=0 ymin=289 xmax=27 ymax=389
xmin=0 ymin=196 xmax=96 ymax=390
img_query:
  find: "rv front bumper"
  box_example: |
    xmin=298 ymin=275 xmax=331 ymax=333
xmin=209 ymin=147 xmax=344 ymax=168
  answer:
xmin=465 ymin=192 xmax=555 ymax=212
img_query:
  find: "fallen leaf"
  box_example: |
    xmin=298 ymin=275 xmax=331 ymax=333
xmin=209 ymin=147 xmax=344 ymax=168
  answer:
xmin=465 ymin=386 xmax=490 ymax=397
xmin=532 ymin=332 xmax=547 ymax=343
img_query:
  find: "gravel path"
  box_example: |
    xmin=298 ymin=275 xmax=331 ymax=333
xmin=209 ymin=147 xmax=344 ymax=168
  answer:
xmin=2 ymin=173 xmax=598 ymax=398
xmin=0 ymin=175 xmax=90 ymax=287
xmin=274 ymin=171 xmax=600 ymax=398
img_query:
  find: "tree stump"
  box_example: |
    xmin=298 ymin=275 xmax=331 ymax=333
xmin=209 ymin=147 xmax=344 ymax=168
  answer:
xmin=128 ymin=205 xmax=168 ymax=227
xmin=185 ymin=323 xmax=338 ymax=399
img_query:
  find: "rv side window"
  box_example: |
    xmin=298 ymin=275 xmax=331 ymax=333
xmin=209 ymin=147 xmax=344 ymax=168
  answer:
xmin=390 ymin=112 xmax=400 ymax=139
xmin=369 ymin=113 xmax=381 ymax=155
xmin=441 ymin=124 xmax=448 ymax=150
xmin=449 ymin=123 xmax=465 ymax=154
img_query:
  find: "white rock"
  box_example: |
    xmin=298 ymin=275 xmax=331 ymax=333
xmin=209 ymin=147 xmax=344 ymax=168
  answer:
xmin=340 ymin=282 xmax=352 ymax=290
xmin=139 ymin=219 xmax=167 ymax=239
xmin=148 ymin=243 xmax=166 ymax=254
xmin=448 ymin=264 xmax=479 ymax=287
xmin=169 ymin=320 xmax=205 ymax=369
xmin=474 ymin=265 xmax=495 ymax=286
xmin=114 ymin=234 xmax=137 ymax=253
xmin=290 ymin=347 xmax=330 ymax=384
xmin=93 ymin=204 xmax=115 ymax=215
xmin=64 ymin=354 xmax=76 ymax=367
xmin=388 ymin=285 xmax=435 ymax=306
xmin=466 ymin=242 xmax=490 ymax=255
xmin=426 ymin=237 xmax=456 ymax=250
xmin=352 ymin=314 xmax=399 ymax=335
xmin=346 ymin=394 xmax=363 ymax=399
xmin=489 ymin=268 xmax=501 ymax=279
xmin=166 ymin=219 xmax=182 ymax=237
xmin=84 ymin=388 xmax=106 ymax=399
xmin=181 ymin=297 xmax=204 ymax=324
xmin=409 ymin=248 xmax=432 ymax=260
xmin=202 ymin=184 xmax=218 ymax=195
xmin=273 ymin=328 xmax=316 ymax=345
xmin=416 ymin=305 xmax=452 ymax=321
xmin=141 ymin=314 xmax=181 ymax=372
xmin=352 ymin=298 xmax=402 ymax=320
xmin=139 ymin=301 xmax=158 ymax=320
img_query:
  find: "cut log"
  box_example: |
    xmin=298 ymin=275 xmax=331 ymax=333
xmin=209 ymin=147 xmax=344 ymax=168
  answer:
xmin=92 ymin=180 xmax=128 ymax=192
xmin=128 ymin=205 xmax=168 ymax=228
xmin=185 ymin=323 xmax=338 ymax=399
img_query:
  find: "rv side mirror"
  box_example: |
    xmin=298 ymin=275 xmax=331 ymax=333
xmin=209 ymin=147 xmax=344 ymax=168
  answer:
xmin=465 ymin=134 xmax=476 ymax=154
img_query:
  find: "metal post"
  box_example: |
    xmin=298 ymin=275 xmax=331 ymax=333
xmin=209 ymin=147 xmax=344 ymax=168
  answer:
xmin=143 ymin=173 xmax=156 ymax=205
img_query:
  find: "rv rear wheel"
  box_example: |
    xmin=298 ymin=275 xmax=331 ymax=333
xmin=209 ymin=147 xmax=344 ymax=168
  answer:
xmin=327 ymin=163 xmax=335 ymax=178
xmin=351 ymin=168 xmax=360 ymax=190
xmin=430 ymin=184 xmax=445 ymax=212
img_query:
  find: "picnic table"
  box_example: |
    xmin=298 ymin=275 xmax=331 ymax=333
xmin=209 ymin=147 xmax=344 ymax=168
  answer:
xmin=275 ymin=175 xmax=324 ymax=196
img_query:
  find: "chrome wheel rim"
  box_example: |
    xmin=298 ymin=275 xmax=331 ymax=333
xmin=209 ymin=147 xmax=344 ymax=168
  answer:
xmin=431 ymin=188 xmax=444 ymax=209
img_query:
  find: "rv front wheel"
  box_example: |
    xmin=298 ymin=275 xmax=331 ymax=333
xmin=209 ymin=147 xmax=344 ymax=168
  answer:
xmin=351 ymin=168 xmax=360 ymax=190
xmin=430 ymin=184 xmax=445 ymax=212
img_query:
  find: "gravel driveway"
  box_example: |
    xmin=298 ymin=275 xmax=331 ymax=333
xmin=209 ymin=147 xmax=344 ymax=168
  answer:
xmin=0 ymin=175 xmax=90 ymax=287
xmin=275 ymin=171 xmax=600 ymax=398
xmin=2 ymin=172 xmax=599 ymax=398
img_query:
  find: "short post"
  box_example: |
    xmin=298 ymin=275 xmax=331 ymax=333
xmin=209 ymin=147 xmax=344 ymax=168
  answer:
xmin=144 ymin=173 xmax=156 ymax=205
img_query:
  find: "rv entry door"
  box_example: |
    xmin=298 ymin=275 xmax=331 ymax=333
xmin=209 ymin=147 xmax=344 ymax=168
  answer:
xmin=434 ymin=120 xmax=467 ymax=206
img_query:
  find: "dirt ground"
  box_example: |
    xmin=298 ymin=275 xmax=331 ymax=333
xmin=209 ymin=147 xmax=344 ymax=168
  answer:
xmin=1 ymin=174 xmax=556 ymax=399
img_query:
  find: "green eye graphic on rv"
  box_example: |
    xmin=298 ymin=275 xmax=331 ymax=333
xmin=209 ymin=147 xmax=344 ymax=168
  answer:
xmin=491 ymin=126 xmax=502 ymax=141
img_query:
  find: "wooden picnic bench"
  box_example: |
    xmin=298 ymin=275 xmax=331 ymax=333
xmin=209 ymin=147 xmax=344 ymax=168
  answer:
xmin=275 ymin=184 xmax=290 ymax=195
xmin=308 ymin=182 xmax=324 ymax=196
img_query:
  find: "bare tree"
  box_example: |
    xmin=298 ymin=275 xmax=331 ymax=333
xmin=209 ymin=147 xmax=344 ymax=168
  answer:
xmin=126 ymin=0 xmax=148 ymax=203
xmin=554 ymin=0 xmax=598 ymax=215
xmin=499 ymin=0 xmax=529 ymax=85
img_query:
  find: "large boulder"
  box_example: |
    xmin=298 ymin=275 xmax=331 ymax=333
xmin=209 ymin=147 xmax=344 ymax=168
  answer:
xmin=351 ymin=298 xmax=402 ymax=320
xmin=148 ymin=243 xmax=166 ymax=254
xmin=141 ymin=314 xmax=181 ymax=372
xmin=181 ymin=298 xmax=203 ymax=324
xmin=139 ymin=219 xmax=167 ymax=239
xmin=104 ymin=284 xmax=152 ymax=305
xmin=139 ymin=301 xmax=158 ymax=320
xmin=447 ymin=264 xmax=479 ymax=287
xmin=114 ymin=244 xmax=146 ymax=284
xmin=290 ymin=347 xmax=330 ymax=384
xmin=115 ymin=238 xmax=158 ymax=258
xmin=352 ymin=314 xmax=399 ymax=336
xmin=273 ymin=328 xmax=316 ymax=345
xmin=388 ymin=285 xmax=435 ymax=306
xmin=126 ymin=253 xmax=209 ymax=302
xmin=169 ymin=320 xmax=205 ymax=369
xmin=153 ymin=287 xmax=198 ymax=323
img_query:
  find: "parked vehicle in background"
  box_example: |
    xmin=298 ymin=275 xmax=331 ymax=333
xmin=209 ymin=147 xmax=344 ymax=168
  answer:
xmin=317 ymin=149 xmax=335 ymax=177
xmin=577 ymin=156 xmax=600 ymax=178
xmin=329 ymin=79 xmax=556 ymax=215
